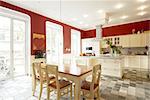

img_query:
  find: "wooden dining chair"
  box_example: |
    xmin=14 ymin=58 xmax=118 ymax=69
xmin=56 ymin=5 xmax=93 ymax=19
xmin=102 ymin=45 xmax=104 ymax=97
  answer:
xmin=32 ymin=62 xmax=55 ymax=100
xmin=80 ymin=64 xmax=101 ymax=100
xmin=45 ymin=64 xmax=72 ymax=100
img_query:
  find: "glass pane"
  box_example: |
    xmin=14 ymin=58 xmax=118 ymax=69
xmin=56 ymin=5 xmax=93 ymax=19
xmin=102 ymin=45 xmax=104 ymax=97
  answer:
xmin=46 ymin=23 xmax=63 ymax=65
xmin=0 ymin=16 xmax=11 ymax=80
xmin=13 ymin=19 xmax=25 ymax=76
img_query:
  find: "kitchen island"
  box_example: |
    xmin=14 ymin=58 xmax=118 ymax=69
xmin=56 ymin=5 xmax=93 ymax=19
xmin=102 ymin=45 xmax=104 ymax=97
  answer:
xmin=75 ymin=55 xmax=124 ymax=78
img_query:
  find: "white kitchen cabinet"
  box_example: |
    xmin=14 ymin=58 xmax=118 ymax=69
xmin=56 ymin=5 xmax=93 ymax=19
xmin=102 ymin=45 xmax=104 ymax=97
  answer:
xmin=102 ymin=31 xmax=150 ymax=48
xmin=140 ymin=33 xmax=147 ymax=47
xmin=140 ymin=56 xmax=148 ymax=71
xmin=145 ymin=31 xmax=150 ymax=46
xmin=82 ymin=38 xmax=100 ymax=55
xmin=124 ymin=55 xmax=148 ymax=71
xmin=128 ymin=56 xmax=140 ymax=69
xmin=129 ymin=34 xmax=141 ymax=47
xmin=100 ymin=58 xmax=123 ymax=78
xmin=120 ymin=35 xmax=130 ymax=47
xmin=101 ymin=36 xmax=121 ymax=48
xmin=113 ymin=36 xmax=121 ymax=46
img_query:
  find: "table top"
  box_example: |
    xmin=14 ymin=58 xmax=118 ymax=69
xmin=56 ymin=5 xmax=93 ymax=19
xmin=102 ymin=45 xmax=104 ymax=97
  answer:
xmin=58 ymin=63 xmax=93 ymax=77
xmin=41 ymin=62 xmax=93 ymax=77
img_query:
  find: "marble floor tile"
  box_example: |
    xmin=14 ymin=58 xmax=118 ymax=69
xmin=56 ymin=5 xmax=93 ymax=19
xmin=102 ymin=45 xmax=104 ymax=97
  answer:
xmin=0 ymin=70 xmax=150 ymax=100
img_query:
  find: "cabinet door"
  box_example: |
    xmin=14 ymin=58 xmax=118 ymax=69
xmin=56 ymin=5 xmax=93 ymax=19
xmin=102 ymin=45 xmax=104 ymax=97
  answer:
xmin=114 ymin=36 xmax=121 ymax=46
xmin=140 ymin=56 xmax=148 ymax=70
xmin=140 ymin=34 xmax=147 ymax=47
xmin=120 ymin=35 xmax=130 ymax=47
xmin=101 ymin=39 xmax=107 ymax=48
xmin=128 ymin=56 xmax=140 ymax=70
xmin=124 ymin=56 xmax=129 ymax=68
xmin=145 ymin=31 xmax=150 ymax=46
xmin=129 ymin=34 xmax=141 ymax=47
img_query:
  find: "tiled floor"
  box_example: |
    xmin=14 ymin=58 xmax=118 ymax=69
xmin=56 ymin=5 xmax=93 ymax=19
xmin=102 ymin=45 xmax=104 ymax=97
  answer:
xmin=0 ymin=70 xmax=150 ymax=100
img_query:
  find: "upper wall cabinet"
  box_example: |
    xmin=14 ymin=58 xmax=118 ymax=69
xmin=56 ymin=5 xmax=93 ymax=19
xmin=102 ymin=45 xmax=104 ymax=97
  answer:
xmin=129 ymin=34 xmax=141 ymax=47
xmin=120 ymin=35 xmax=130 ymax=47
xmin=145 ymin=31 xmax=150 ymax=46
xmin=140 ymin=33 xmax=147 ymax=47
xmin=101 ymin=31 xmax=150 ymax=48
xmin=101 ymin=36 xmax=121 ymax=48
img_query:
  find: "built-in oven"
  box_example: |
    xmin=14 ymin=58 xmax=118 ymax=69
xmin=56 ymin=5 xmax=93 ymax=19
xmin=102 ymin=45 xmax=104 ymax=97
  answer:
xmin=85 ymin=47 xmax=94 ymax=56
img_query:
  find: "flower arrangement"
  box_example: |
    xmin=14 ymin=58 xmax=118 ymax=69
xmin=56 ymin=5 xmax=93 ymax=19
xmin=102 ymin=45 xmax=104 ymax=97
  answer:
xmin=106 ymin=40 xmax=121 ymax=54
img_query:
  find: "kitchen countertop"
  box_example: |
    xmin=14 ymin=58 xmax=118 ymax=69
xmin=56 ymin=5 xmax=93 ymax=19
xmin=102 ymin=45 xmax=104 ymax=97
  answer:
xmin=76 ymin=54 xmax=124 ymax=59
xmin=122 ymin=54 xmax=148 ymax=56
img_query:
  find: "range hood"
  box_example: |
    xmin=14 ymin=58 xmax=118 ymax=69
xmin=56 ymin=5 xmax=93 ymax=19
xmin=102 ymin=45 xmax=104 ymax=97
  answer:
xmin=96 ymin=25 xmax=103 ymax=40
xmin=95 ymin=13 xmax=109 ymax=40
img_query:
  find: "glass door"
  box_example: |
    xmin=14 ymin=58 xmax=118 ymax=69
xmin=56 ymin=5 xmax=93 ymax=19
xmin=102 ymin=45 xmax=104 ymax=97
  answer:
xmin=0 ymin=15 xmax=27 ymax=80
xmin=0 ymin=16 xmax=11 ymax=80
xmin=13 ymin=19 xmax=26 ymax=77
xmin=46 ymin=22 xmax=63 ymax=65
xmin=71 ymin=29 xmax=81 ymax=57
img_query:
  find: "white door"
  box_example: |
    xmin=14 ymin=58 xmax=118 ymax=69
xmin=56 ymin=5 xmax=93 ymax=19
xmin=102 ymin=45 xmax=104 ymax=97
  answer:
xmin=0 ymin=16 xmax=11 ymax=80
xmin=0 ymin=15 xmax=27 ymax=80
xmin=71 ymin=29 xmax=81 ymax=57
xmin=46 ymin=22 xmax=63 ymax=65
xmin=13 ymin=19 xmax=26 ymax=77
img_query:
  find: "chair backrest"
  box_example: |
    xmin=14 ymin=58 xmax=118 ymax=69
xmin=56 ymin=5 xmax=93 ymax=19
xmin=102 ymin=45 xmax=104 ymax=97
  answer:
xmin=90 ymin=64 xmax=101 ymax=91
xmin=32 ymin=62 xmax=45 ymax=81
xmin=46 ymin=64 xmax=60 ymax=89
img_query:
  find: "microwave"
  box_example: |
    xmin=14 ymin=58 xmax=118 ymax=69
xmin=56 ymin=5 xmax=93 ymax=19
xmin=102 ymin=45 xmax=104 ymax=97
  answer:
xmin=86 ymin=47 xmax=92 ymax=50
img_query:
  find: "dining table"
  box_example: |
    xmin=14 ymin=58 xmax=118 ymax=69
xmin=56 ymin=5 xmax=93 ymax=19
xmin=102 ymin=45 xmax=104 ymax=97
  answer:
xmin=58 ymin=63 xmax=93 ymax=100
xmin=40 ymin=61 xmax=93 ymax=100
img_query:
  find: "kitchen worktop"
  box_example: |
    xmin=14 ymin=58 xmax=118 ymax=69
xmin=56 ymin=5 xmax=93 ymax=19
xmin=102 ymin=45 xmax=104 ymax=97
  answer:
xmin=77 ymin=54 xmax=124 ymax=59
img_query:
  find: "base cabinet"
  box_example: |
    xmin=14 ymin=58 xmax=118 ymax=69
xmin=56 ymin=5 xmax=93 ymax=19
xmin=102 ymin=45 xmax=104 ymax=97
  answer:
xmin=99 ymin=58 xmax=123 ymax=78
xmin=124 ymin=55 xmax=148 ymax=71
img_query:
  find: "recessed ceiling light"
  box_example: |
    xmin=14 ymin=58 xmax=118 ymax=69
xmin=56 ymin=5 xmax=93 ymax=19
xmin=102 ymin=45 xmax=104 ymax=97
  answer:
xmin=85 ymin=24 xmax=89 ymax=27
xmin=97 ymin=9 xmax=103 ymax=13
xmin=120 ymin=15 xmax=128 ymax=19
xmin=115 ymin=3 xmax=124 ymax=9
xmin=109 ymin=18 xmax=112 ymax=22
xmin=137 ymin=11 xmax=147 ymax=16
xmin=79 ymin=21 xmax=83 ymax=24
xmin=137 ymin=5 xmax=147 ymax=10
xmin=137 ymin=0 xmax=147 ymax=3
xmin=83 ymin=14 xmax=88 ymax=18
xmin=71 ymin=18 xmax=77 ymax=21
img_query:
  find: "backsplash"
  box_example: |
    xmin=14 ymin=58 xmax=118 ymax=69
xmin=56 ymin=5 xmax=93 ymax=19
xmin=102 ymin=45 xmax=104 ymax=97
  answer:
xmin=121 ymin=47 xmax=148 ymax=55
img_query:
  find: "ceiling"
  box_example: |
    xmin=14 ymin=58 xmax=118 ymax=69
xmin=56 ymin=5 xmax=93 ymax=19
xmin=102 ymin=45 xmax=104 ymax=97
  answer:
xmin=3 ymin=0 xmax=150 ymax=30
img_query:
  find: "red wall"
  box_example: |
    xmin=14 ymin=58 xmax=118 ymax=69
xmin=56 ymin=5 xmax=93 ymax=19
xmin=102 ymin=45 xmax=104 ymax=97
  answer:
xmin=81 ymin=30 xmax=96 ymax=39
xmin=81 ymin=20 xmax=150 ymax=38
xmin=0 ymin=1 xmax=83 ymax=54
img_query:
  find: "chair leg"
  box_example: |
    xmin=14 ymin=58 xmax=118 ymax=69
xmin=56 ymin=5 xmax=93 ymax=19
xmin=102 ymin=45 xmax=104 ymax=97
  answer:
xmin=47 ymin=87 xmax=50 ymax=100
xmin=57 ymin=90 xmax=61 ymax=100
xmin=38 ymin=82 xmax=43 ymax=100
xmin=70 ymin=84 xmax=72 ymax=100
xmin=90 ymin=92 xmax=94 ymax=100
xmin=32 ymin=79 xmax=36 ymax=96
xmin=97 ymin=89 xmax=100 ymax=100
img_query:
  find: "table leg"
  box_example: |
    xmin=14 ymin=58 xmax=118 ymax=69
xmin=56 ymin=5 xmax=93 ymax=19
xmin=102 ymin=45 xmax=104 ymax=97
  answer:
xmin=74 ymin=79 xmax=81 ymax=100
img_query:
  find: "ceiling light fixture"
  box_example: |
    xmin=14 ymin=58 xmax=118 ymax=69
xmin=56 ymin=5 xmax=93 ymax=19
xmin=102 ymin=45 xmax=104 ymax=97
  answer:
xmin=137 ymin=5 xmax=147 ymax=10
xmin=85 ymin=24 xmax=89 ymax=27
xmin=79 ymin=21 xmax=83 ymax=24
xmin=83 ymin=14 xmax=88 ymax=18
xmin=137 ymin=11 xmax=147 ymax=16
xmin=120 ymin=15 xmax=128 ymax=19
xmin=137 ymin=0 xmax=147 ymax=3
xmin=97 ymin=9 xmax=103 ymax=13
xmin=115 ymin=3 xmax=124 ymax=9
xmin=71 ymin=18 xmax=77 ymax=21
